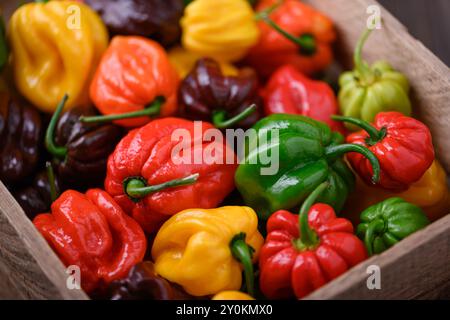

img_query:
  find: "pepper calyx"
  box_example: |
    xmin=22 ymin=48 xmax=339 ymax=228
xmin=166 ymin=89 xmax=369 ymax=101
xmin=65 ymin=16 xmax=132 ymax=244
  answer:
xmin=331 ymin=115 xmax=387 ymax=146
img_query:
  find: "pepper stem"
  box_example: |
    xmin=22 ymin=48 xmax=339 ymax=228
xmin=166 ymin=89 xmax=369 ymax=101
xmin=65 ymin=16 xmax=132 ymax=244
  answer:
xmin=212 ymin=104 xmax=256 ymax=129
xmin=354 ymin=28 xmax=374 ymax=83
xmin=364 ymin=219 xmax=385 ymax=256
xmin=45 ymin=94 xmax=69 ymax=159
xmin=324 ymin=143 xmax=380 ymax=183
xmin=230 ymin=233 xmax=255 ymax=297
xmin=255 ymin=2 xmax=316 ymax=55
xmin=45 ymin=162 xmax=58 ymax=202
xmin=80 ymin=96 xmax=165 ymax=124
xmin=332 ymin=115 xmax=387 ymax=145
xmin=124 ymin=173 xmax=199 ymax=202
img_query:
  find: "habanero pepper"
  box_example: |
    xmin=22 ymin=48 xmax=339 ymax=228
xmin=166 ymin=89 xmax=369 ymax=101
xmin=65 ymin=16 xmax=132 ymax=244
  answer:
xmin=357 ymin=197 xmax=429 ymax=256
xmin=84 ymin=36 xmax=179 ymax=127
xmin=179 ymin=58 xmax=263 ymax=129
xmin=246 ymin=0 xmax=336 ymax=79
xmin=338 ymin=29 xmax=411 ymax=130
xmin=33 ymin=188 xmax=147 ymax=293
xmin=212 ymin=291 xmax=254 ymax=300
xmin=262 ymin=64 xmax=345 ymax=134
xmin=152 ymin=206 xmax=264 ymax=297
xmin=333 ymin=112 xmax=435 ymax=191
xmin=0 ymin=91 xmax=42 ymax=187
xmin=45 ymin=95 xmax=123 ymax=190
xmin=181 ymin=0 xmax=260 ymax=63
xmin=8 ymin=0 xmax=108 ymax=112
xmin=85 ymin=0 xmax=184 ymax=47
xmin=235 ymin=114 xmax=380 ymax=220
xmin=259 ymin=182 xmax=367 ymax=299
xmin=104 ymin=117 xmax=237 ymax=233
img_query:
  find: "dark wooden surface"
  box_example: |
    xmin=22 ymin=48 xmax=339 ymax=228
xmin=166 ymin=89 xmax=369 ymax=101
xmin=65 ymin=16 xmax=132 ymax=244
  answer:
xmin=378 ymin=0 xmax=450 ymax=66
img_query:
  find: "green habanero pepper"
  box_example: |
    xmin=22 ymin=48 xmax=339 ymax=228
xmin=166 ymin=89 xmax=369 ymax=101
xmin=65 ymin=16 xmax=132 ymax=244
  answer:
xmin=338 ymin=28 xmax=412 ymax=131
xmin=235 ymin=113 xmax=380 ymax=220
xmin=356 ymin=197 xmax=429 ymax=256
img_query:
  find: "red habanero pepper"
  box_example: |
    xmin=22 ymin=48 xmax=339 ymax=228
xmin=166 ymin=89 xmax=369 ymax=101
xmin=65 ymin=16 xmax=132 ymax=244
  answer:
xmin=33 ymin=189 xmax=147 ymax=293
xmin=84 ymin=36 xmax=179 ymax=127
xmin=262 ymin=65 xmax=345 ymax=134
xmin=104 ymin=117 xmax=237 ymax=233
xmin=246 ymin=0 xmax=336 ymax=79
xmin=333 ymin=112 xmax=435 ymax=191
xmin=259 ymin=182 xmax=367 ymax=299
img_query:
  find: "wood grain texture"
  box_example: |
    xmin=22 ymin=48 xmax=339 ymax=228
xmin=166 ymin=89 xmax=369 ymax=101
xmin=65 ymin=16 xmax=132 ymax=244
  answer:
xmin=305 ymin=0 xmax=450 ymax=173
xmin=0 ymin=182 xmax=88 ymax=300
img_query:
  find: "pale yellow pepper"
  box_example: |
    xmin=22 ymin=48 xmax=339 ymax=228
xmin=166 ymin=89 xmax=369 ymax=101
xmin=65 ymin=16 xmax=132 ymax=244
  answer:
xmin=344 ymin=160 xmax=450 ymax=223
xmin=152 ymin=206 xmax=263 ymax=297
xmin=8 ymin=1 xmax=108 ymax=112
xmin=181 ymin=0 xmax=260 ymax=62
xmin=212 ymin=291 xmax=254 ymax=300
xmin=168 ymin=46 xmax=238 ymax=79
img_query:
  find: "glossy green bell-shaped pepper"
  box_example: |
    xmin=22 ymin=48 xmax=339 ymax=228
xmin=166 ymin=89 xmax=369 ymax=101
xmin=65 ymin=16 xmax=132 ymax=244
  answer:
xmin=235 ymin=114 xmax=380 ymax=220
xmin=357 ymin=197 xmax=429 ymax=256
xmin=338 ymin=29 xmax=412 ymax=131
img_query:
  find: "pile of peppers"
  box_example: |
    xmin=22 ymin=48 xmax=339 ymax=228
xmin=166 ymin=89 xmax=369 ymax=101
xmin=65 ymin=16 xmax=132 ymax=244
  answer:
xmin=0 ymin=0 xmax=447 ymax=300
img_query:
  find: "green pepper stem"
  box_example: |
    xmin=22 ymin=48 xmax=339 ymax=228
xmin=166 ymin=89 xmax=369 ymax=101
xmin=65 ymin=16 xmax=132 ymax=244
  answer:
xmin=255 ymin=2 xmax=316 ymax=55
xmin=364 ymin=219 xmax=385 ymax=256
xmin=354 ymin=28 xmax=374 ymax=82
xmin=324 ymin=143 xmax=380 ymax=183
xmin=80 ymin=96 xmax=165 ymax=124
xmin=230 ymin=233 xmax=255 ymax=297
xmin=45 ymin=162 xmax=58 ymax=202
xmin=45 ymin=94 xmax=69 ymax=159
xmin=124 ymin=173 xmax=199 ymax=201
xmin=296 ymin=182 xmax=329 ymax=248
xmin=332 ymin=115 xmax=386 ymax=144
xmin=212 ymin=104 xmax=256 ymax=129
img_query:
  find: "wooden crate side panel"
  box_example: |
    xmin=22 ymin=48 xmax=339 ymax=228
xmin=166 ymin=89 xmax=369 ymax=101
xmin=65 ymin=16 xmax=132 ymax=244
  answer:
xmin=0 ymin=182 xmax=88 ymax=299
xmin=305 ymin=0 xmax=450 ymax=172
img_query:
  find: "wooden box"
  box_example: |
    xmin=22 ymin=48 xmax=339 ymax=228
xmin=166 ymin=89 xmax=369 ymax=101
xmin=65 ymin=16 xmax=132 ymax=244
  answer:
xmin=0 ymin=0 xmax=449 ymax=299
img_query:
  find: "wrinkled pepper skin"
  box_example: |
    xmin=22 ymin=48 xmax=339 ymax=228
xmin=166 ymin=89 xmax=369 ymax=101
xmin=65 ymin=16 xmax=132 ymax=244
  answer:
xmin=342 ymin=112 xmax=434 ymax=191
xmin=356 ymin=197 xmax=429 ymax=256
xmin=181 ymin=0 xmax=260 ymax=62
xmin=246 ymin=0 xmax=336 ymax=78
xmin=85 ymin=0 xmax=184 ymax=47
xmin=168 ymin=46 xmax=238 ymax=79
xmin=179 ymin=58 xmax=263 ymax=129
xmin=14 ymin=168 xmax=61 ymax=220
xmin=106 ymin=261 xmax=193 ymax=300
xmin=259 ymin=183 xmax=367 ymax=299
xmin=262 ymin=65 xmax=345 ymax=134
xmin=34 ymin=189 xmax=147 ymax=293
xmin=0 ymin=93 xmax=42 ymax=186
xmin=105 ymin=118 xmax=237 ymax=233
xmin=90 ymin=36 xmax=179 ymax=127
xmin=212 ymin=291 xmax=254 ymax=300
xmin=52 ymin=106 xmax=123 ymax=190
xmin=9 ymin=1 xmax=108 ymax=112
xmin=344 ymin=161 xmax=450 ymax=223
xmin=235 ymin=114 xmax=381 ymax=219
xmin=338 ymin=30 xmax=411 ymax=129
xmin=152 ymin=206 xmax=263 ymax=296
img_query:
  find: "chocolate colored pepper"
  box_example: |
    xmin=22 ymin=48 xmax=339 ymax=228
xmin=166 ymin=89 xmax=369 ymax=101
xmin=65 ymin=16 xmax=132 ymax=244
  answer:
xmin=106 ymin=261 xmax=193 ymax=300
xmin=0 ymin=92 xmax=42 ymax=187
xmin=179 ymin=58 xmax=263 ymax=129
xmin=46 ymin=95 xmax=123 ymax=190
xmin=85 ymin=0 xmax=184 ymax=47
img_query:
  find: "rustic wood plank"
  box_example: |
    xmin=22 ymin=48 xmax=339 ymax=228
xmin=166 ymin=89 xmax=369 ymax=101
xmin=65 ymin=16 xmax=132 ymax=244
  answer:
xmin=0 ymin=181 xmax=88 ymax=300
xmin=305 ymin=0 xmax=450 ymax=173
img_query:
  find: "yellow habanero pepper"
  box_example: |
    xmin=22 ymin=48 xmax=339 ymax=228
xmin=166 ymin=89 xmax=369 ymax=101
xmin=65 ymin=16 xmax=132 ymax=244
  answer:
xmin=181 ymin=0 xmax=260 ymax=62
xmin=8 ymin=1 xmax=108 ymax=112
xmin=168 ymin=46 xmax=238 ymax=79
xmin=344 ymin=160 xmax=450 ymax=223
xmin=212 ymin=291 xmax=254 ymax=300
xmin=152 ymin=206 xmax=263 ymax=297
